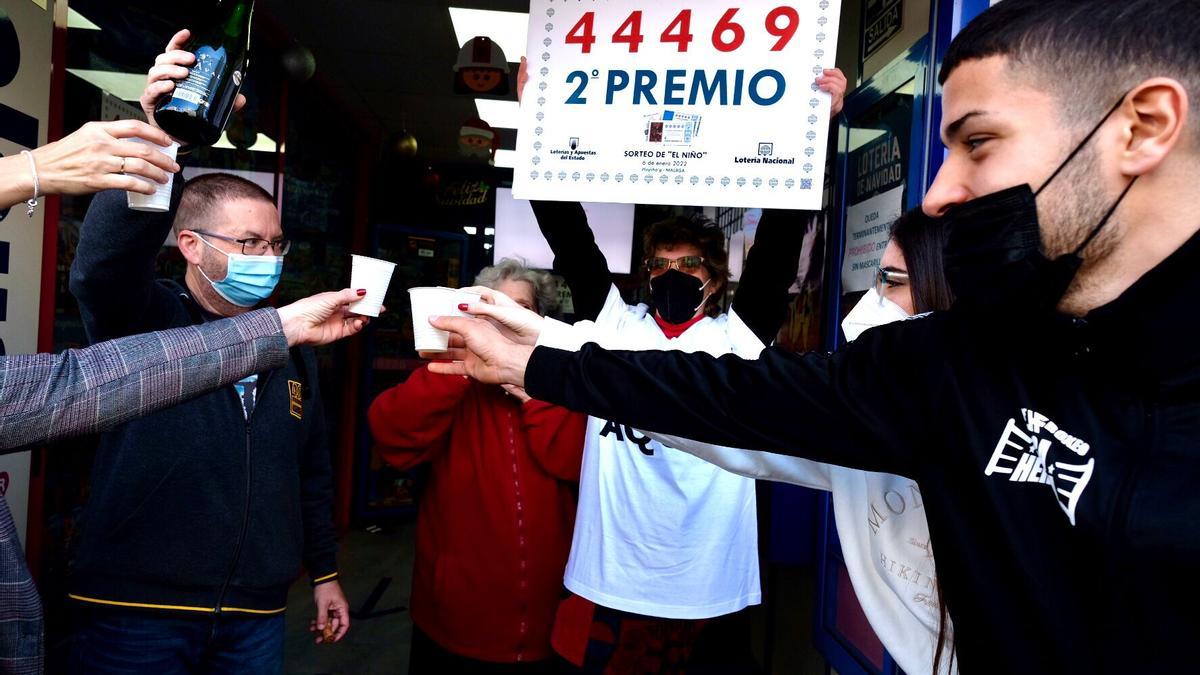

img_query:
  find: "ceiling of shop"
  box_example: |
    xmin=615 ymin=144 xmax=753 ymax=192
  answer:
xmin=68 ymin=0 xmax=530 ymax=162
xmin=258 ymin=0 xmax=527 ymax=158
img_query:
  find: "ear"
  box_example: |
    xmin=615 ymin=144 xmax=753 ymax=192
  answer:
xmin=1118 ymin=77 xmax=1190 ymax=177
xmin=176 ymin=230 xmax=205 ymax=266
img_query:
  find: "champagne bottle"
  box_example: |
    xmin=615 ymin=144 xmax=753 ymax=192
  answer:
xmin=155 ymin=0 xmax=254 ymax=146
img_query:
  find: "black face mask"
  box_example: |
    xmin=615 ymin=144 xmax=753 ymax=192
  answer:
xmin=941 ymin=94 xmax=1138 ymax=314
xmin=650 ymin=269 xmax=710 ymax=324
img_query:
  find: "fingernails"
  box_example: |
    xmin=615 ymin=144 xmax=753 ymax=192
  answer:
xmin=356 ymin=289 xmax=367 ymax=296
xmin=458 ymin=303 xmax=469 ymax=311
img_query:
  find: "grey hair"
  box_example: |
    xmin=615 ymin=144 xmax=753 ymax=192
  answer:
xmin=474 ymin=257 xmax=560 ymax=315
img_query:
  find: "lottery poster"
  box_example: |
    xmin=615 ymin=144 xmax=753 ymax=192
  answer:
xmin=513 ymin=0 xmax=843 ymax=209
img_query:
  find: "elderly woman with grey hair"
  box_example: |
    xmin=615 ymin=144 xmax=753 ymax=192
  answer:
xmin=367 ymin=258 xmax=583 ymax=674
xmin=473 ymin=257 xmax=560 ymax=316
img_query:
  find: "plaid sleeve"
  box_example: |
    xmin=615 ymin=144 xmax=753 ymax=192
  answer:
xmin=0 ymin=308 xmax=289 ymax=451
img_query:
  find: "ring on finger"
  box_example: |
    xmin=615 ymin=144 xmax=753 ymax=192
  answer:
xmin=119 ymin=157 xmax=127 ymax=173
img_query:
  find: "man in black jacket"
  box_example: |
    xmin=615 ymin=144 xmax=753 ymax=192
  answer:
xmin=430 ymin=1 xmax=1200 ymax=673
xmin=68 ymin=174 xmax=349 ymax=671
xmin=64 ymin=35 xmax=347 ymax=673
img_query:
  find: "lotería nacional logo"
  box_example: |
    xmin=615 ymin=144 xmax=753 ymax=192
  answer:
xmin=736 ymin=140 xmax=794 ymax=165
xmin=550 ymin=134 xmax=596 ymax=161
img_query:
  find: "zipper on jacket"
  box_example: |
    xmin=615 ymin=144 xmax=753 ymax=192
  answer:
xmin=216 ymin=421 xmax=255 ymax=614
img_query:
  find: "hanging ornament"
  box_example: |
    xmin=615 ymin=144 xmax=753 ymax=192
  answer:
xmin=459 ymin=117 xmax=498 ymax=163
xmin=421 ymin=165 xmax=441 ymax=190
xmin=394 ymin=130 xmax=419 ymax=158
xmin=453 ymin=36 xmax=510 ymax=96
xmin=280 ymin=43 xmax=317 ymax=83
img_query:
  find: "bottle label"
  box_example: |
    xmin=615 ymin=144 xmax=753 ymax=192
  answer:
xmin=174 ymin=45 xmax=229 ymax=108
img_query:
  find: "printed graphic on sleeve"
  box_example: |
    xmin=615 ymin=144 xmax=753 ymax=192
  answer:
xmin=984 ymin=408 xmax=1094 ymax=526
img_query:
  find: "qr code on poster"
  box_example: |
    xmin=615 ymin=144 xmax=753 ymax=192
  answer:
xmin=801 ymin=179 xmax=813 ymax=190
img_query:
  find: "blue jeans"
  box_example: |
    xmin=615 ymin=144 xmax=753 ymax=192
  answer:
xmin=70 ymin=608 xmax=284 ymax=675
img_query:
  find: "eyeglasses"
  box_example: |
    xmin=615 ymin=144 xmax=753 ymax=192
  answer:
xmin=874 ymin=266 xmax=909 ymax=295
xmin=645 ymin=255 xmax=706 ymax=274
xmin=191 ymin=230 xmax=292 ymax=256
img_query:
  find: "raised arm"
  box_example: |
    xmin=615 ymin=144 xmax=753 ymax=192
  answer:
xmin=731 ymin=209 xmax=814 ymax=345
xmin=69 ymin=186 xmax=184 ymax=341
xmin=529 ymin=200 xmax=614 ymax=321
xmin=0 ymin=309 xmax=286 ymax=451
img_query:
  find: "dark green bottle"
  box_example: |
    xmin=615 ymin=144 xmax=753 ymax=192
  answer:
xmin=155 ymin=0 xmax=254 ymax=146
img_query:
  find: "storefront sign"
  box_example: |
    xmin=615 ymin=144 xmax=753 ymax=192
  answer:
xmin=513 ymin=0 xmax=843 ymax=209
xmin=0 ymin=0 xmax=53 ymax=545
xmin=853 ymin=130 xmax=904 ymax=201
xmin=841 ymin=184 xmax=902 ymax=293
xmin=862 ymin=0 xmax=902 ymax=62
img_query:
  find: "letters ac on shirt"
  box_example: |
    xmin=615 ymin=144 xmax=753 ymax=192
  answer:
xmin=984 ymin=408 xmax=1094 ymax=526
xmin=599 ymin=420 xmax=657 ymax=456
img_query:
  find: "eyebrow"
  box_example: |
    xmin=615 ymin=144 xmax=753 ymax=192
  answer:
xmin=941 ymin=110 xmax=990 ymax=145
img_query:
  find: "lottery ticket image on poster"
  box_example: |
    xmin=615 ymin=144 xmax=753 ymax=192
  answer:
xmin=513 ymin=0 xmax=843 ymax=209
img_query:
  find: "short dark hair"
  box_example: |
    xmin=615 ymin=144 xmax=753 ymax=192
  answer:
xmin=889 ymin=209 xmax=954 ymax=314
xmin=643 ymin=215 xmax=730 ymax=317
xmin=173 ymin=173 xmax=276 ymax=235
xmin=940 ymin=0 xmax=1199 ymax=136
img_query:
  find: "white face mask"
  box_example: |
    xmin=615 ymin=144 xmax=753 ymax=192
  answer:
xmin=841 ymin=288 xmax=910 ymax=342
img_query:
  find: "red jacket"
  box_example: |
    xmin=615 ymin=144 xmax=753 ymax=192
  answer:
xmin=368 ymin=366 xmax=585 ymax=663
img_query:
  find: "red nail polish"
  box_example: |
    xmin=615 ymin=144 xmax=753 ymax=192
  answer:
xmin=357 ymin=289 xmax=367 ymax=296
xmin=458 ymin=303 xmax=469 ymax=311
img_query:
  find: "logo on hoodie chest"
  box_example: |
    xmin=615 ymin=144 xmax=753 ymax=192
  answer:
xmin=984 ymin=408 xmax=1094 ymax=525
xmin=288 ymin=380 xmax=303 ymax=420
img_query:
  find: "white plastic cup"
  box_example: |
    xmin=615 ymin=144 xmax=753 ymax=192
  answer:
xmin=348 ymin=254 xmax=398 ymax=317
xmin=408 ymin=286 xmax=481 ymax=351
xmin=126 ymin=138 xmax=181 ymax=212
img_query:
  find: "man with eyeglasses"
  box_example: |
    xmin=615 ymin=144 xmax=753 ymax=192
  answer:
xmin=62 ymin=41 xmax=348 ymax=670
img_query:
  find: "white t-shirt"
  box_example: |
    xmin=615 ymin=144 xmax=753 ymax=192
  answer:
xmin=536 ymin=286 xmax=763 ymax=619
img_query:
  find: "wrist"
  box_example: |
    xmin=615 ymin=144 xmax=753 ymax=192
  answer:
xmin=27 ymin=144 xmax=55 ymax=196
xmin=311 ymin=571 xmax=340 ymax=588
xmin=501 ymin=344 xmax=534 ymax=387
xmin=276 ymin=307 xmax=302 ymax=346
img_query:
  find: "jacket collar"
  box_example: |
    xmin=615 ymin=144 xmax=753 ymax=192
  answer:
xmin=1051 ymin=229 xmax=1200 ymax=390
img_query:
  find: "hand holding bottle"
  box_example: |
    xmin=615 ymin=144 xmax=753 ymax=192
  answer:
xmin=141 ymin=29 xmax=247 ymax=132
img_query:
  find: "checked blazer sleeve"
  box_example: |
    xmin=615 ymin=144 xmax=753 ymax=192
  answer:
xmin=0 ymin=308 xmax=289 ymax=451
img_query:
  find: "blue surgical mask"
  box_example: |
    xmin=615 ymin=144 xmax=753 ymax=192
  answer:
xmin=196 ymin=236 xmax=283 ymax=307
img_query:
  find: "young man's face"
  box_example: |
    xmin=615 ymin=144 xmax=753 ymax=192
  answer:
xmin=923 ymin=56 xmax=1131 ymax=259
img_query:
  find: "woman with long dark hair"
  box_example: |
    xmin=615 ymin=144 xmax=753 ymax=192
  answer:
xmin=660 ymin=208 xmax=959 ymax=674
